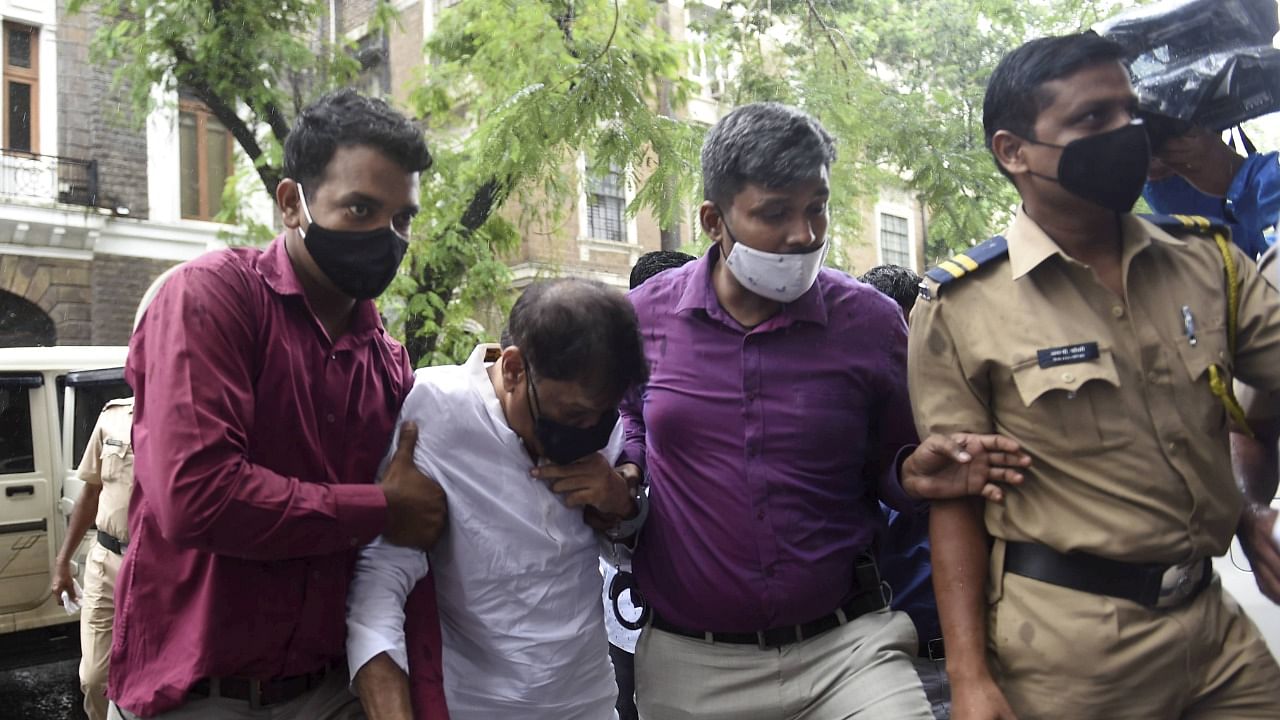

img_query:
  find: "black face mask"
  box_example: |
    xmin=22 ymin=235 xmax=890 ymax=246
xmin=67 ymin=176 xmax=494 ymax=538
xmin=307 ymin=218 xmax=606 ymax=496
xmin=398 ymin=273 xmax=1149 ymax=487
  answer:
xmin=1023 ymin=119 xmax=1151 ymax=214
xmin=526 ymin=370 xmax=618 ymax=465
xmin=298 ymin=184 xmax=408 ymax=300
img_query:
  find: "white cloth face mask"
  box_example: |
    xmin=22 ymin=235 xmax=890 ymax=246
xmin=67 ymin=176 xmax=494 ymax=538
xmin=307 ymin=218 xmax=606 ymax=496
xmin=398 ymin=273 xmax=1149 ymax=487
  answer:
xmin=723 ymin=234 xmax=827 ymax=303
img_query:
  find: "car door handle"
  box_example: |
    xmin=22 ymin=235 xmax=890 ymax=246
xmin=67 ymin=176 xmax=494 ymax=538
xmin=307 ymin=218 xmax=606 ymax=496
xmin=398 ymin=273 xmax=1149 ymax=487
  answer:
xmin=4 ymin=485 xmax=35 ymax=498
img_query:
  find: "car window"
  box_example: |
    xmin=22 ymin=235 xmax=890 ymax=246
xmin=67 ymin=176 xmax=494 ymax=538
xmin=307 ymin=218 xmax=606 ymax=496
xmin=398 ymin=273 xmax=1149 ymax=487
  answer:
xmin=63 ymin=370 xmax=130 ymax=469
xmin=0 ymin=378 xmax=37 ymax=475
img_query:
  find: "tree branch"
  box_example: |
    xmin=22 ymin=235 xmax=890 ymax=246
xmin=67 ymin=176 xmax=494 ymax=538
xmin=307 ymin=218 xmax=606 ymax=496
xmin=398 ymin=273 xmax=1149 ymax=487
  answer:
xmin=168 ymin=40 xmax=282 ymax=194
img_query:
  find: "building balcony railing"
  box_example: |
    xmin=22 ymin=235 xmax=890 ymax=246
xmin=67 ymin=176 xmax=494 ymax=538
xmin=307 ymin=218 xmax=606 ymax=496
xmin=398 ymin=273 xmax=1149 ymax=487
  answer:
xmin=0 ymin=150 xmax=98 ymax=208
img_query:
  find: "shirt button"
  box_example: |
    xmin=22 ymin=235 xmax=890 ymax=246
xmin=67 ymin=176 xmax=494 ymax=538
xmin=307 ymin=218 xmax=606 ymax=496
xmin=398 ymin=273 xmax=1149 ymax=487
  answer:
xmin=1061 ymin=372 xmax=1075 ymax=383
xmin=326 ymin=413 xmax=336 ymax=423
xmin=1148 ymin=371 xmax=1159 ymax=383
xmin=330 ymin=353 xmax=337 ymax=360
xmin=1111 ymin=306 xmax=1125 ymax=318
xmin=1168 ymin=441 xmax=1179 ymax=453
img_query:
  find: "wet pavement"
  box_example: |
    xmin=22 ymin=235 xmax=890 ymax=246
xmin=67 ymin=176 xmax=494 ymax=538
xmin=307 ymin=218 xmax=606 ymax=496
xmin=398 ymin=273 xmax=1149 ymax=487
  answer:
xmin=0 ymin=658 xmax=86 ymax=720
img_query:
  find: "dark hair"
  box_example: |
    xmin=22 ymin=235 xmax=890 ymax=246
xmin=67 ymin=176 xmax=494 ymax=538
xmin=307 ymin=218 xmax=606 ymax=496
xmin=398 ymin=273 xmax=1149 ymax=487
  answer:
xmin=859 ymin=264 xmax=921 ymax=318
xmin=284 ymin=88 xmax=433 ymax=194
xmin=630 ymin=250 xmax=697 ymax=289
xmin=983 ymin=33 xmax=1128 ymax=178
xmin=701 ymin=102 xmax=836 ymax=206
xmin=504 ymin=279 xmax=649 ymax=400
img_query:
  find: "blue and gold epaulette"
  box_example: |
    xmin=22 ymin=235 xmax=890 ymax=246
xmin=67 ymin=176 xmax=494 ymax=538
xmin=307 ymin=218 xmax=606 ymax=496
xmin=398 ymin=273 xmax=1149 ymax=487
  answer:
xmin=1138 ymin=213 xmax=1232 ymax=240
xmin=919 ymin=235 xmax=1009 ymax=300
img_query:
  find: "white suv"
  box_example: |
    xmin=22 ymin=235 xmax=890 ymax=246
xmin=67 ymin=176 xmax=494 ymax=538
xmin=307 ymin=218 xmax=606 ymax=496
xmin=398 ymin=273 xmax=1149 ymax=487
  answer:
xmin=0 ymin=346 xmax=128 ymax=636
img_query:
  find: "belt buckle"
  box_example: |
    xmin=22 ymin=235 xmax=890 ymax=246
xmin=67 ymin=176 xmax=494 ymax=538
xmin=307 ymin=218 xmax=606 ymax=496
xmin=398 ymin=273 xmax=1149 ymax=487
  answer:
xmin=248 ymin=680 xmax=264 ymax=710
xmin=1156 ymin=559 xmax=1203 ymax=609
xmin=756 ymin=625 xmax=802 ymax=650
xmin=926 ymin=637 xmax=946 ymax=662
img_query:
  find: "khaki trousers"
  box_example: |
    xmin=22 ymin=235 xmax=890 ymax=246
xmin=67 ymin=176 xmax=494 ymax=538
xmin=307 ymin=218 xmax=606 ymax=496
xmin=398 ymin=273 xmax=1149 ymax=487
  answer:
xmin=107 ymin=671 xmax=365 ymax=720
xmin=82 ymin=542 xmax=122 ymax=720
xmin=989 ymin=569 xmax=1280 ymax=719
xmin=634 ymin=607 xmax=932 ymax=720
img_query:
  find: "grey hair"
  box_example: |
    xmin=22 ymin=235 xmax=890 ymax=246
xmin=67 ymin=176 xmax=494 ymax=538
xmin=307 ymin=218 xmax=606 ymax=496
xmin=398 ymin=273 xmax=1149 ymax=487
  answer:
xmin=701 ymin=102 xmax=836 ymax=206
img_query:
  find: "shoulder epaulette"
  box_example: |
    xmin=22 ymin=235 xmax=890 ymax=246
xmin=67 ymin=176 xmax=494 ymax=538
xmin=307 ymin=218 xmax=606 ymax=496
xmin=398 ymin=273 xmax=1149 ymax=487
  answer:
xmin=1138 ymin=213 xmax=1232 ymax=240
xmin=919 ymin=235 xmax=1009 ymax=300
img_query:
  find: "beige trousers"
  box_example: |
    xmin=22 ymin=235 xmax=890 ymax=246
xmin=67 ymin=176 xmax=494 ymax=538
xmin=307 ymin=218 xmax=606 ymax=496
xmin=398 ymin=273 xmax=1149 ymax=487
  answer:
xmin=81 ymin=542 xmax=122 ymax=720
xmin=989 ymin=571 xmax=1280 ymax=719
xmin=634 ymin=607 xmax=932 ymax=720
xmin=107 ymin=671 xmax=365 ymax=720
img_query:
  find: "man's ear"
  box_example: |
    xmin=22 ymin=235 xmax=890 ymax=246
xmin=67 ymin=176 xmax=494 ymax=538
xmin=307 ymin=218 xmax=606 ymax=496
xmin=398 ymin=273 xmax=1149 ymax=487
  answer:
xmin=991 ymin=130 xmax=1030 ymax=177
xmin=277 ymin=179 xmax=304 ymax=230
xmin=698 ymin=201 xmax=723 ymax=242
xmin=499 ymin=346 xmax=526 ymax=393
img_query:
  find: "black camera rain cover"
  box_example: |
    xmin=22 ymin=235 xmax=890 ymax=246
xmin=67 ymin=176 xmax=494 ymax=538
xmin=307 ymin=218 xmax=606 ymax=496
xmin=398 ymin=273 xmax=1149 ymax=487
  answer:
xmin=1095 ymin=0 xmax=1280 ymax=129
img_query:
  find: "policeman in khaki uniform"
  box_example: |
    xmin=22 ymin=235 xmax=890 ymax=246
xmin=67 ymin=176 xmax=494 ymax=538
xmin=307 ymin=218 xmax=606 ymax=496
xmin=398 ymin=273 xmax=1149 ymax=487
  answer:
xmin=52 ymin=397 xmax=135 ymax=720
xmin=912 ymin=33 xmax=1280 ymax=719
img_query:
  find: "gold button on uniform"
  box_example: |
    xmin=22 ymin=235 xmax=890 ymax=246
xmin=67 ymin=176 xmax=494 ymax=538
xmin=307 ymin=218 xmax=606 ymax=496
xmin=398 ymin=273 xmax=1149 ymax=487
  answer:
xmin=1111 ymin=306 xmax=1125 ymax=318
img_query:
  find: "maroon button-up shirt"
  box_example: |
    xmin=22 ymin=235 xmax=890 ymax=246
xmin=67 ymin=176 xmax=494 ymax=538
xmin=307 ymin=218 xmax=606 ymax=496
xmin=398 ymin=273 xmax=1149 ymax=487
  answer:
xmin=110 ymin=236 xmax=445 ymax=716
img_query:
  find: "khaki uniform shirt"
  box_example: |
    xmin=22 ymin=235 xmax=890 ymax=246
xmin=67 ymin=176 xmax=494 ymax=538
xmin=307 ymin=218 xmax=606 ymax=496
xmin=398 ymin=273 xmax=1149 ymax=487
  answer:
xmin=909 ymin=209 xmax=1280 ymax=565
xmin=75 ymin=397 xmax=134 ymax=543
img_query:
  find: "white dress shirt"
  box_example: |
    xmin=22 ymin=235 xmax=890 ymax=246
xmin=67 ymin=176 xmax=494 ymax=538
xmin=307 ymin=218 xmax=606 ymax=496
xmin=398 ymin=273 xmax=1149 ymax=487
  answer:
xmin=347 ymin=344 xmax=620 ymax=720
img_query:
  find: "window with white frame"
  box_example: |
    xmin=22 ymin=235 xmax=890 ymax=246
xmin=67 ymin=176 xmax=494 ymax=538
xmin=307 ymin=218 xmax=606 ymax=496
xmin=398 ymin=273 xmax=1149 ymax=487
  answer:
xmin=178 ymin=99 xmax=233 ymax=222
xmin=3 ymin=21 xmax=38 ymax=154
xmin=879 ymin=212 xmax=911 ymax=267
xmin=586 ymin=163 xmax=627 ymax=242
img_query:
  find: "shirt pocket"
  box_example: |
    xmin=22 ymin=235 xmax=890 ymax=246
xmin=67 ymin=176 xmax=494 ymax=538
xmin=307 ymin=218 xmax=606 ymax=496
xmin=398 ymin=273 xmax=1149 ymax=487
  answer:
xmin=1010 ymin=349 xmax=1127 ymax=454
xmin=1172 ymin=326 xmax=1230 ymax=435
xmin=100 ymin=440 xmax=133 ymax=484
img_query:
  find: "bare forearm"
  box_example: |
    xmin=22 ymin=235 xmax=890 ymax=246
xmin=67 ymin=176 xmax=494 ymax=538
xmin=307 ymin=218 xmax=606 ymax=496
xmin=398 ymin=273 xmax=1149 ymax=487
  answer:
xmin=353 ymin=652 xmax=414 ymax=720
xmin=56 ymin=485 xmax=101 ymax=563
xmin=931 ymin=497 xmax=993 ymax=683
xmin=1232 ymin=423 xmax=1279 ymax=508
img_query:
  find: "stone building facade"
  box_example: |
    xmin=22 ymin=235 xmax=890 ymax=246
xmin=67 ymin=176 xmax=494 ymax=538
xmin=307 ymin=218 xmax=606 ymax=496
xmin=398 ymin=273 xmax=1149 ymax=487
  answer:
xmin=0 ymin=1 xmax=225 ymax=349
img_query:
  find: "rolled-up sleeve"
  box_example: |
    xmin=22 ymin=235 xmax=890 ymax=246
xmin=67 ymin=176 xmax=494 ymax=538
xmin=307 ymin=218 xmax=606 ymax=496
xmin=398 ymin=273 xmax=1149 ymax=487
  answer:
xmin=346 ymin=535 xmax=430 ymax=683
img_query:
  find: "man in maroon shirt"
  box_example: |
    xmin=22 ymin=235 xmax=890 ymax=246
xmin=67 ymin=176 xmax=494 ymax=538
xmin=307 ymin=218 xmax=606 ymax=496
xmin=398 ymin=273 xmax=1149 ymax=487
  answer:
xmin=108 ymin=90 xmax=449 ymax=719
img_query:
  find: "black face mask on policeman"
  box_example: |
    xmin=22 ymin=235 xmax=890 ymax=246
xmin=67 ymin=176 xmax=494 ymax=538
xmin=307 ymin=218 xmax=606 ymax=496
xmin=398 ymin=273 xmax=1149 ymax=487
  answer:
xmin=1021 ymin=119 xmax=1151 ymax=213
xmin=526 ymin=370 xmax=617 ymax=466
xmin=297 ymin=184 xmax=408 ymax=300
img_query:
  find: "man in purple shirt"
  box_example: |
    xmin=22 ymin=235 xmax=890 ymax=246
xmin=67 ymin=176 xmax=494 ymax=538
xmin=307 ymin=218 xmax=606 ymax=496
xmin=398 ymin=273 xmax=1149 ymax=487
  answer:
xmin=621 ymin=102 xmax=1029 ymax=720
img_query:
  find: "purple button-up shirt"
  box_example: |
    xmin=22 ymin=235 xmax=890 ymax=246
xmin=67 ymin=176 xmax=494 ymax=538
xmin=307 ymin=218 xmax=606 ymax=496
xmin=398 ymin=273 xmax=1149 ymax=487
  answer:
xmin=623 ymin=246 xmax=918 ymax=632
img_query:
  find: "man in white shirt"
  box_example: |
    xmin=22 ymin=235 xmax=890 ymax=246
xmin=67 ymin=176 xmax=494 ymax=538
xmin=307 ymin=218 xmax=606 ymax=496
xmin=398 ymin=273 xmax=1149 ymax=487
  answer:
xmin=347 ymin=278 xmax=650 ymax=720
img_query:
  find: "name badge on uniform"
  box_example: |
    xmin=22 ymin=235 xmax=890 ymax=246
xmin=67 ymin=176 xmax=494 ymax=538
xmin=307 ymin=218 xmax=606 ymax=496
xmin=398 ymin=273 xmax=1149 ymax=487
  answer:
xmin=105 ymin=438 xmax=125 ymax=448
xmin=1036 ymin=342 xmax=1099 ymax=368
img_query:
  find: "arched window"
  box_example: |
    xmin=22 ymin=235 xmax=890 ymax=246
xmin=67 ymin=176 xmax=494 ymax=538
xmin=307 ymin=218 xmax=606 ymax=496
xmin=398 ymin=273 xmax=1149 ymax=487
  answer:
xmin=0 ymin=289 xmax=54 ymax=347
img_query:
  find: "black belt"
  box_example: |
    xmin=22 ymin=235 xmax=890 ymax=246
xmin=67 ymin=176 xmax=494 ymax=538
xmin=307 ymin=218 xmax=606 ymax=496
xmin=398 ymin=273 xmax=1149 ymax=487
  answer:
xmin=1004 ymin=541 xmax=1211 ymax=609
xmin=651 ymin=590 xmax=887 ymax=650
xmin=188 ymin=659 xmax=342 ymax=709
xmin=97 ymin=530 xmax=126 ymax=555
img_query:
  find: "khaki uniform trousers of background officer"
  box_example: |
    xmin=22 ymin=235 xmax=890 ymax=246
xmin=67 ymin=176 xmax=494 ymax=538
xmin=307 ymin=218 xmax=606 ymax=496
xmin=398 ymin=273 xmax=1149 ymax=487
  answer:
xmin=909 ymin=210 xmax=1280 ymax=718
xmin=77 ymin=398 xmax=135 ymax=720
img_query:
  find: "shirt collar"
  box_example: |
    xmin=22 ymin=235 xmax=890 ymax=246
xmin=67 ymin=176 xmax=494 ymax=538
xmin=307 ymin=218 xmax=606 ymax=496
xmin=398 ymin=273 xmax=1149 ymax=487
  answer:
xmin=673 ymin=243 xmax=829 ymax=328
xmin=256 ymin=234 xmax=306 ymax=297
xmin=255 ymin=232 xmax=387 ymax=342
xmin=1006 ymin=208 xmax=1182 ymax=281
